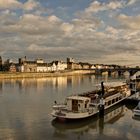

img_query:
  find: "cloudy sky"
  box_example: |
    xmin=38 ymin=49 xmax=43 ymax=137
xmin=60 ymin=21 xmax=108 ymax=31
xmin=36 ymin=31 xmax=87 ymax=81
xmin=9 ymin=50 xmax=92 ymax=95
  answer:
xmin=0 ymin=0 xmax=140 ymax=65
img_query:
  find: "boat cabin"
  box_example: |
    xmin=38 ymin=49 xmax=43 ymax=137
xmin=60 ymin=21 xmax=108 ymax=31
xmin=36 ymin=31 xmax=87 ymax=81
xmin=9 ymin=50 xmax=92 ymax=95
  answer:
xmin=137 ymin=102 xmax=140 ymax=109
xmin=65 ymin=96 xmax=91 ymax=112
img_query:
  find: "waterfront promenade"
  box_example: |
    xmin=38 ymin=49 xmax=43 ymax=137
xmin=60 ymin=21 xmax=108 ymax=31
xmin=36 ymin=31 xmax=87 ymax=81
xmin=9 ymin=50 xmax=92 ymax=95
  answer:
xmin=0 ymin=70 xmax=95 ymax=79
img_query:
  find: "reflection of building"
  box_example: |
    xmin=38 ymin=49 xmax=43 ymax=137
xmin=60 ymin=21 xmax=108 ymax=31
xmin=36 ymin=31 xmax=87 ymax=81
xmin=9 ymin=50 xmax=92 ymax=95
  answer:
xmin=17 ymin=77 xmax=68 ymax=90
xmin=49 ymin=77 xmax=67 ymax=89
xmin=0 ymin=56 xmax=2 ymax=71
xmin=0 ymin=80 xmax=2 ymax=92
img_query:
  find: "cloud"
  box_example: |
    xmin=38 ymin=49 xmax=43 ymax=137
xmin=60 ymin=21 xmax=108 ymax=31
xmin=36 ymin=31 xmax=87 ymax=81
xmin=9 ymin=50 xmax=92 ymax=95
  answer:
xmin=117 ymin=14 xmax=140 ymax=30
xmin=127 ymin=0 xmax=138 ymax=5
xmin=27 ymin=44 xmax=47 ymax=51
xmin=0 ymin=0 xmax=140 ymax=65
xmin=1 ymin=11 xmax=140 ymax=64
xmin=0 ymin=0 xmax=22 ymax=9
xmin=106 ymin=26 xmax=119 ymax=35
xmin=60 ymin=23 xmax=74 ymax=36
xmin=85 ymin=1 xmax=124 ymax=13
xmin=107 ymin=1 xmax=124 ymax=9
xmin=0 ymin=13 xmax=63 ymax=36
xmin=23 ymin=0 xmax=40 ymax=11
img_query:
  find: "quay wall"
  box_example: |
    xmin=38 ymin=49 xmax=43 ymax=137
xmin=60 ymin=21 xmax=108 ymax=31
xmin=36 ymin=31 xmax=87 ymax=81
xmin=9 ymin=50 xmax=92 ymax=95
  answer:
xmin=0 ymin=70 xmax=95 ymax=79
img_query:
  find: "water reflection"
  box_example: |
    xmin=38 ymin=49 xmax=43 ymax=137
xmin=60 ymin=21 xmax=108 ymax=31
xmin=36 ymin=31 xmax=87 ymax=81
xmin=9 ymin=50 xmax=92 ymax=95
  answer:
xmin=0 ymin=75 xmax=139 ymax=140
xmin=52 ymin=103 xmax=125 ymax=139
xmin=0 ymin=80 xmax=2 ymax=93
xmin=0 ymin=75 xmax=123 ymax=94
xmin=132 ymin=115 xmax=140 ymax=121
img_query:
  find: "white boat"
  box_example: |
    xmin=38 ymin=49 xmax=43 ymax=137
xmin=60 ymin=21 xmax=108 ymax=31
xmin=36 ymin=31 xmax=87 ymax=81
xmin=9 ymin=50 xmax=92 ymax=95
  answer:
xmin=51 ymin=82 xmax=131 ymax=120
xmin=133 ymin=101 xmax=140 ymax=116
xmin=51 ymin=96 xmax=99 ymax=120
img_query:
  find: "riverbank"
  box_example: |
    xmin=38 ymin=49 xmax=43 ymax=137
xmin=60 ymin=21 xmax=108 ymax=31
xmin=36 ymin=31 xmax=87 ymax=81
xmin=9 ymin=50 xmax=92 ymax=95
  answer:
xmin=0 ymin=70 xmax=96 ymax=79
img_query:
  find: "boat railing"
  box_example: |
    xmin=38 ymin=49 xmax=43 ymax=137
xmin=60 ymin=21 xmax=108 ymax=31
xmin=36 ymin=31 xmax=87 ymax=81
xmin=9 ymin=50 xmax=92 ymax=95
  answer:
xmin=57 ymin=107 xmax=98 ymax=114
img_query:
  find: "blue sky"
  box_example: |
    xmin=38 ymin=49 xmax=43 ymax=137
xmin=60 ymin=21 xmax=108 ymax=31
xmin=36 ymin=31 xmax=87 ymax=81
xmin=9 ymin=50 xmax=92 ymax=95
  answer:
xmin=0 ymin=0 xmax=140 ymax=65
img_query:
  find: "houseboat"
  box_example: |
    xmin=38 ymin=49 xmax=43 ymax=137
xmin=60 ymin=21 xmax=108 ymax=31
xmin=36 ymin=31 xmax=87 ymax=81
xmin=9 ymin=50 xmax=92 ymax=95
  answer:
xmin=51 ymin=82 xmax=131 ymax=121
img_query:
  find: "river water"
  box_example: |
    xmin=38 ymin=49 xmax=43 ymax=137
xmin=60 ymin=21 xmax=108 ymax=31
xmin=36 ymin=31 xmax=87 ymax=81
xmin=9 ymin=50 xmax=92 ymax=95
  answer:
xmin=0 ymin=75 xmax=139 ymax=140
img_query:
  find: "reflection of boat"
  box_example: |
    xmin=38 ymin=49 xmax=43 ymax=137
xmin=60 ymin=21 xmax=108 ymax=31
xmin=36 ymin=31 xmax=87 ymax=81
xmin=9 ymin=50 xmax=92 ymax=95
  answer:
xmin=52 ymin=115 xmax=98 ymax=132
xmin=51 ymin=96 xmax=99 ymax=120
xmin=133 ymin=101 xmax=140 ymax=117
xmin=52 ymin=103 xmax=125 ymax=137
xmin=104 ymin=104 xmax=125 ymax=124
xmin=132 ymin=115 xmax=140 ymax=121
xmin=52 ymin=116 xmax=98 ymax=139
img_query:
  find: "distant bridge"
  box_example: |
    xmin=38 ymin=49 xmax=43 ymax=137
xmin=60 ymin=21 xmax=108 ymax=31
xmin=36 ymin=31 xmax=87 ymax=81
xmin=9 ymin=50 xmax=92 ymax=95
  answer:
xmin=94 ymin=68 xmax=140 ymax=76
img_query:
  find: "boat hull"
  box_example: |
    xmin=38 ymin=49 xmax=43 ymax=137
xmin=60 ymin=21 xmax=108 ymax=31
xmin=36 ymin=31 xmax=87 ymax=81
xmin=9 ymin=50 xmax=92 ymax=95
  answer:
xmin=133 ymin=109 xmax=140 ymax=116
xmin=51 ymin=110 xmax=99 ymax=120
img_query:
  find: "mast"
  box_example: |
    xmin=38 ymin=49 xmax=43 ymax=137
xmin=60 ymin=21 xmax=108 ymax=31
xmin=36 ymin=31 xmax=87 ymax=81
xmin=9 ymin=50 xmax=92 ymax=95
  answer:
xmin=99 ymin=81 xmax=105 ymax=117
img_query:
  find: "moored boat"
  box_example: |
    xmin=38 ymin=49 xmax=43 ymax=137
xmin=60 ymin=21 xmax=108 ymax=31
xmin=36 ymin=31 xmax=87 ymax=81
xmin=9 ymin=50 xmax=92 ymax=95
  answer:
xmin=51 ymin=96 xmax=99 ymax=120
xmin=51 ymin=81 xmax=131 ymax=121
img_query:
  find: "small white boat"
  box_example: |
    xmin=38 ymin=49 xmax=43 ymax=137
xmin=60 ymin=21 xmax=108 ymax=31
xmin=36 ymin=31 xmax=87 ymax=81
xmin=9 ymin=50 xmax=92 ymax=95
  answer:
xmin=51 ymin=96 xmax=99 ymax=120
xmin=133 ymin=101 xmax=140 ymax=116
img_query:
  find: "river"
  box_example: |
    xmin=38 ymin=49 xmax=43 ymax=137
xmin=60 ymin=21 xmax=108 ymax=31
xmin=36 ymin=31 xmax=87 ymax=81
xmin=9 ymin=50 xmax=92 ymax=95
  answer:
xmin=0 ymin=75 xmax=139 ymax=140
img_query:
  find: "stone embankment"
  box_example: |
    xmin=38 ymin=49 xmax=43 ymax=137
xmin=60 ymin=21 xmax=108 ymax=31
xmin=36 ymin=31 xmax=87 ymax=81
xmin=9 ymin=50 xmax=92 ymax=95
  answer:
xmin=0 ymin=70 xmax=95 ymax=79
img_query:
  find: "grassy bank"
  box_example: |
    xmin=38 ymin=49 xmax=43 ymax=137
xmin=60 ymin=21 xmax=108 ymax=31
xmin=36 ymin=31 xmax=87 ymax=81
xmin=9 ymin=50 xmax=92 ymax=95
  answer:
xmin=0 ymin=70 xmax=95 ymax=79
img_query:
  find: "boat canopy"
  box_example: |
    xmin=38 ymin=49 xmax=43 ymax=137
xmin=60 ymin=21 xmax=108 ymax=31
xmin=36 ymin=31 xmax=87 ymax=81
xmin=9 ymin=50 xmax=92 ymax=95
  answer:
xmin=103 ymin=82 xmax=126 ymax=87
xmin=66 ymin=96 xmax=90 ymax=101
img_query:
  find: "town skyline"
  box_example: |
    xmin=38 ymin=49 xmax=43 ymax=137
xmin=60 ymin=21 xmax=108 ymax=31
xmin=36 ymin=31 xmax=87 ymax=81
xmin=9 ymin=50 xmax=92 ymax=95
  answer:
xmin=0 ymin=55 xmax=138 ymax=68
xmin=0 ymin=0 xmax=140 ymax=65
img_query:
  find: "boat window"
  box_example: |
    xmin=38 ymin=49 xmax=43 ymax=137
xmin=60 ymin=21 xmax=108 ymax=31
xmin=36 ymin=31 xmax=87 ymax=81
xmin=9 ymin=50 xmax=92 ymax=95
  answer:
xmin=108 ymin=100 xmax=111 ymax=106
xmin=72 ymin=100 xmax=78 ymax=112
xmin=119 ymin=96 xmax=122 ymax=100
xmin=112 ymin=99 xmax=115 ymax=104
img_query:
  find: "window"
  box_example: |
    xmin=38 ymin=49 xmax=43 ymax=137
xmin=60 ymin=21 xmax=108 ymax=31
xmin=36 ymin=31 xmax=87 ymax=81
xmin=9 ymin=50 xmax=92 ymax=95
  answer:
xmin=85 ymin=104 xmax=87 ymax=108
